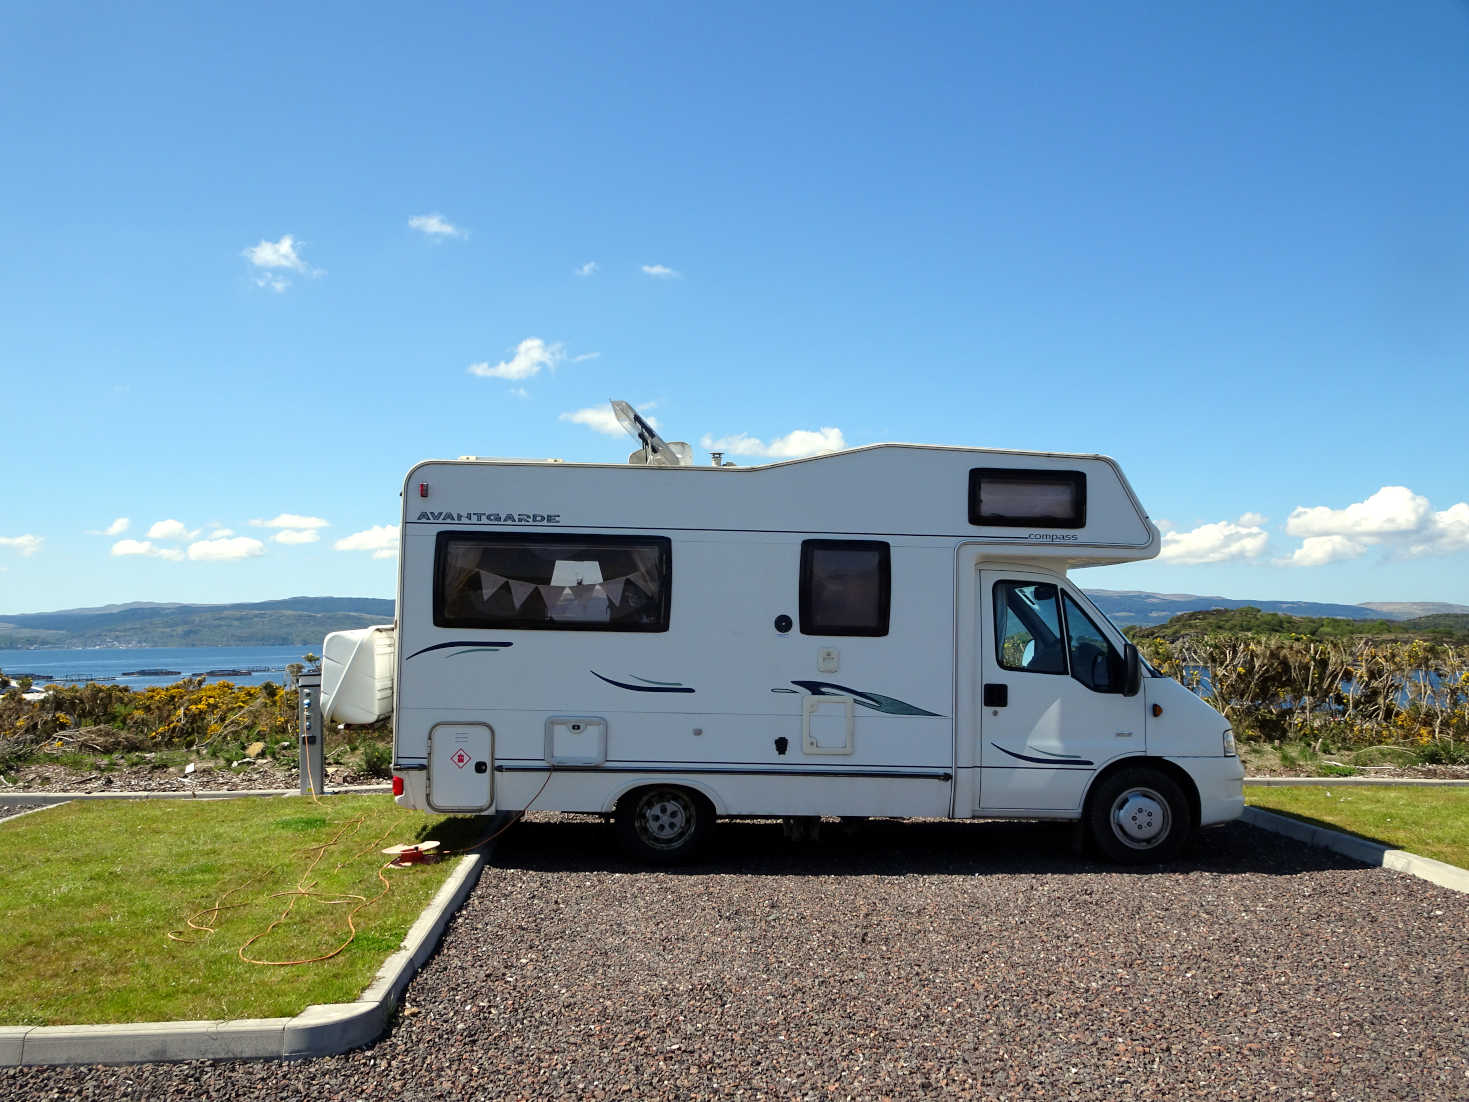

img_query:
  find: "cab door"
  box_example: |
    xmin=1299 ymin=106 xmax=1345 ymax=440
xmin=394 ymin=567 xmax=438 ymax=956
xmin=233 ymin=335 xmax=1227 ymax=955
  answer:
xmin=976 ymin=570 xmax=1142 ymax=811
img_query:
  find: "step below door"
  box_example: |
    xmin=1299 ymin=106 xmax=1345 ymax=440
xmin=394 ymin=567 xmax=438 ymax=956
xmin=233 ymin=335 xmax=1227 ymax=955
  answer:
xmin=428 ymin=723 xmax=493 ymax=812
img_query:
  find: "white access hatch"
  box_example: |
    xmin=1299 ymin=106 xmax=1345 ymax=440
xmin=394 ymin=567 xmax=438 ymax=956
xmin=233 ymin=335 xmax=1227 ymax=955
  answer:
xmin=428 ymin=723 xmax=493 ymax=812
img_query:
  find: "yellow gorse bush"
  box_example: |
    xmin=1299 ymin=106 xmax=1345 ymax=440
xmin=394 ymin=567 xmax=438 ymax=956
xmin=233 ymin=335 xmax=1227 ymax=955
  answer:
xmin=1137 ymin=635 xmax=1468 ymax=757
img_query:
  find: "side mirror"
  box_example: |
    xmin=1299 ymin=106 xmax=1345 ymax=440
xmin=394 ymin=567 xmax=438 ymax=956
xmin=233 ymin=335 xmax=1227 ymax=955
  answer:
xmin=1122 ymin=644 xmax=1142 ymax=697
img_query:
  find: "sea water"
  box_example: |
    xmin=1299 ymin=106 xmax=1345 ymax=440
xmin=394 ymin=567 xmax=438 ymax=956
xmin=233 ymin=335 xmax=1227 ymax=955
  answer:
xmin=0 ymin=645 xmax=313 ymax=689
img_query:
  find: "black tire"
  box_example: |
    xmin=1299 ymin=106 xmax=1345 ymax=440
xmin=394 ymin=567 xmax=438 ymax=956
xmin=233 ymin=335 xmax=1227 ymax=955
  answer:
xmin=1086 ymin=767 xmax=1192 ymax=864
xmin=614 ymin=785 xmax=713 ymax=865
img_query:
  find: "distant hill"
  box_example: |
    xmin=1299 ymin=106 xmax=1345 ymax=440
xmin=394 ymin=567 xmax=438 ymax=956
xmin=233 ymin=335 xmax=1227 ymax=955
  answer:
xmin=1123 ymin=606 xmax=1469 ymax=644
xmin=0 ymin=597 xmax=395 ymax=648
xmin=1083 ymin=589 xmax=1468 ymax=627
xmin=1359 ymin=601 xmax=1469 ymax=618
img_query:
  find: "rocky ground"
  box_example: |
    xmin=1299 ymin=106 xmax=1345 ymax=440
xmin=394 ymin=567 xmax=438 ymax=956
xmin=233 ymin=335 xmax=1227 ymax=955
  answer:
xmin=0 ymin=755 xmax=384 ymax=795
xmin=3 ymin=815 xmax=1466 ymax=1100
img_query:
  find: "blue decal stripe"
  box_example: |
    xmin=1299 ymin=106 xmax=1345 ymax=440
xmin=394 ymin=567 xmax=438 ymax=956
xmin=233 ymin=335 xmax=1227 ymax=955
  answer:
xmin=591 ymin=671 xmax=696 ymax=694
xmin=405 ymin=640 xmax=513 ymax=661
xmin=989 ymin=742 xmax=1094 ymax=767
xmin=789 ymin=680 xmax=943 ymax=717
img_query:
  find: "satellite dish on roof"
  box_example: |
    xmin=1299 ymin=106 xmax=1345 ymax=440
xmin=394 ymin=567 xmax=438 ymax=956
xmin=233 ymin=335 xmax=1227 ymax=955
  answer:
xmin=611 ymin=399 xmax=692 ymax=466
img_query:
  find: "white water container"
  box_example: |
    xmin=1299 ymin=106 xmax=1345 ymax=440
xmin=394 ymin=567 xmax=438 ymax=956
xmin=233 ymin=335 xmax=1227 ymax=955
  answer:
xmin=322 ymin=625 xmax=396 ymax=724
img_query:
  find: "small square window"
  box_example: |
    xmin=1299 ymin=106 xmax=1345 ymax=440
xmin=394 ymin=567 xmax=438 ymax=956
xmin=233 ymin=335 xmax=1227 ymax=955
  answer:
xmin=800 ymin=540 xmax=890 ymax=637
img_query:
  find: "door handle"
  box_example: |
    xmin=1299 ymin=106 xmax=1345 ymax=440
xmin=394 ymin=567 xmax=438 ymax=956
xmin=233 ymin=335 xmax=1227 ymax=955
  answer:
xmin=983 ymin=683 xmax=1008 ymax=708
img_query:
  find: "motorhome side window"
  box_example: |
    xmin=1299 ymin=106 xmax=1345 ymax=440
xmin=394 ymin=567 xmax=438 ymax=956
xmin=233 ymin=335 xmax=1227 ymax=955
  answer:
xmin=434 ymin=532 xmax=671 ymax=631
xmin=799 ymin=540 xmax=890 ymax=636
xmin=969 ymin=469 xmax=1086 ymax=528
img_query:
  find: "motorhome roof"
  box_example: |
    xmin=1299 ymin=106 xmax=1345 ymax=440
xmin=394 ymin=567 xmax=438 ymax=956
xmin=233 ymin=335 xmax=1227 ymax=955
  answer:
xmin=404 ymin=443 xmax=1160 ymax=569
xmin=442 ymin=442 xmax=1114 ymax=470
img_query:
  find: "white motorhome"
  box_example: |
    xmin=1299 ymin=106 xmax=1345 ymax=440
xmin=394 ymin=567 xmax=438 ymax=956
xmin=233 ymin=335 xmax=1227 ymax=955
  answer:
xmin=324 ymin=423 xmax=1243 ymax=864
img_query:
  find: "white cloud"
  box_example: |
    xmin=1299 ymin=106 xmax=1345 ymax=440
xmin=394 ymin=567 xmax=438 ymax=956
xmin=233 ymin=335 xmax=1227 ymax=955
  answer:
xmin=0 ymin=534 xmax=42 ymax=557
xmin=242 ymin=234 xmax=323 ymax=290
xmin=1281 ymin=486 xmax=1469 ymax=563
xmin=467 ymin=338 xmax=567 ymax=381
xmin=147 ymin=519 xmax=198 ymax=542
xmin=110 ymin=539 xmax=184 ymax=561
xmin=250 ymin=513 xmax=330 ymax=530
xmin=209 ymin=528 xmax=235 ymax=538
xmin=274 ymin=529 xmax=320 ymax=545
xmin=575 ymin=261 xmax=598 ymax=277
xmin=1237 ymin=512 xmax=1267 ymax=527
xmin=1157 ymin=520 xmax=1269 ymax=565
xmin=1286 ymin=486 xmax=1430 ymax=539
xmin=561 ymin=406 xmax=660 ymax=437
xmin=187 ymin=536 xmax=265 ymax=562
xmin=641 ymin=264 xmax=679 ymax=278
xmin=699 ymin=427 xmax=846 ymax=459
xmin=1285 ymin=535 xmax=1367 ymax=567
xmin=103 ymin=517 xmax=129 ymax=536
xmin=335 ymin=525 xmax=399 ymax=553
xmin=243 ymin=234 xmax=312 ymax=272
xmin=409 ymin=213 xmax=466 ymax=239
xmin=1406 ymin=503 xmax=1469 ymax=557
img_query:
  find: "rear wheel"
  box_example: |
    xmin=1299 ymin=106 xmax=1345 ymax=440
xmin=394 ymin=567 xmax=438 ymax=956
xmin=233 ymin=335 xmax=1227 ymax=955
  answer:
xmin=1086 ymin=767 xmax=1191 ymax=864
xmin=614 ymin=785 xmax=712 ymax=864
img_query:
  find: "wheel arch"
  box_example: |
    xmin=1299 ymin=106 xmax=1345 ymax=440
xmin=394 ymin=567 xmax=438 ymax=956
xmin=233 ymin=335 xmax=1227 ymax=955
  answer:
xmin=1083 ymin=755 xmax=1200 ymax=829
xmin=602 ymin=776 xmax=725 ymax=816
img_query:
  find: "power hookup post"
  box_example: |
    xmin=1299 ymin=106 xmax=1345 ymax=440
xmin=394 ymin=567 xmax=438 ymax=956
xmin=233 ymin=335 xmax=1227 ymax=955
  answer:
xmin=293 ymin=668 xmax=325 ymax=796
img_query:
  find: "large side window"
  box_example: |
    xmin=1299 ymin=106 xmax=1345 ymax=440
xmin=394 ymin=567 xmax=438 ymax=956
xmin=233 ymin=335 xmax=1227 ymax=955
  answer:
xmin=969 ymin=468 xmax=1086 ymax=528
xmin=994 ymin=581 xmax=1067 ymax=674
xmin=800 ymin=540 xmax=890 ymax=636
xmin=1062 ymin=593 xmax=1124 ymax=693
xmin=435 ymin=532 xmax=671 ymax=631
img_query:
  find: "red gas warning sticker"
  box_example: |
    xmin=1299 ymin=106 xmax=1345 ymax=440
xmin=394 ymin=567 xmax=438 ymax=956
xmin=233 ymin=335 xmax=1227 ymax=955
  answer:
xmin=450 ymin=748 xmax=471 ymax=769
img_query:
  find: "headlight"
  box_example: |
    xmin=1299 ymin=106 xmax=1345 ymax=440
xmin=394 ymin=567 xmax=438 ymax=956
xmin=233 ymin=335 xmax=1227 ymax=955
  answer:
xmin=1222 ymin=729 xmax=1236 ymax=756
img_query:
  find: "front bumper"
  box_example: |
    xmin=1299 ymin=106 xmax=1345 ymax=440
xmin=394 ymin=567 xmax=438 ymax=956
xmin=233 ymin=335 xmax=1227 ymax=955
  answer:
xmin=1168 ymin=754 xmax=1246 ymax=827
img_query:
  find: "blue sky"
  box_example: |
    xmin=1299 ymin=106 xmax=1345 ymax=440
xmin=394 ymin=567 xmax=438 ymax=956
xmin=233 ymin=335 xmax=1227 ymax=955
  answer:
xmin=2 ymin=2 xmax=1467 ymax=614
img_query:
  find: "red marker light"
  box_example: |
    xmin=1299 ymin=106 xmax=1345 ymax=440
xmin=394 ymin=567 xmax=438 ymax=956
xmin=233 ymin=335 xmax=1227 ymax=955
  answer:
xmin=392 ymin=775 xmax=404 ymax=796
xmin=419 ymin=482 xmax=429 ymax=498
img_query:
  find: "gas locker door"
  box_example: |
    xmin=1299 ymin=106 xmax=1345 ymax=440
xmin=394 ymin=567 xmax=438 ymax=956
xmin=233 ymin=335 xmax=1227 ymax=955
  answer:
xmin=428 ymin=723 xmax=493 ymax=812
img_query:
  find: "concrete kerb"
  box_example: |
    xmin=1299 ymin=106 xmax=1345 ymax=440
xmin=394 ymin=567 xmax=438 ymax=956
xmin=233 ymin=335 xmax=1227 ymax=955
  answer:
xmin=1245 ymin=777 xmax=1469 ymax=787
xmin=4 ymin=836 xmax=489 ymax=1067
xmin=0 ymin=784 xmax=392 ymax=806
xmin=1241 ymin=806 xmax=1469 ymax=895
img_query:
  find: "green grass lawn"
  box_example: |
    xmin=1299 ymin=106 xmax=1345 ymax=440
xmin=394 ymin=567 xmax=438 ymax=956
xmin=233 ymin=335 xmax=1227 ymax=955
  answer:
xmin=0 ymin=795 xmax=490 ymax=1026
xmin=1246 ymin=785 xmax=1469 ymax=870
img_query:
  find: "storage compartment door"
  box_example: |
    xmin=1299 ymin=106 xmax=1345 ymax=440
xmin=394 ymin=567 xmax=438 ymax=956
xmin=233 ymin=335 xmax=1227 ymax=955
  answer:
xmin=428 ymin=723 xmax=493 ymax=812
xmin=803 ymin=696 xmax=855 ymax=755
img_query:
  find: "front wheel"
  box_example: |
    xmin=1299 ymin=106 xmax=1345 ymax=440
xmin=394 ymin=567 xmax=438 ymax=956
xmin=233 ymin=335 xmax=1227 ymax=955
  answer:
xmin=1086 ymin=767 xmax=1192 ymax=864
xmin=614 ymin=785 xmax=713 ymax=865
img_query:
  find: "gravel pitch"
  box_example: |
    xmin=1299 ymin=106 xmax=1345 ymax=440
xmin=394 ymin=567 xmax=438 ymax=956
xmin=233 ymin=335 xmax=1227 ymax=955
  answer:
xmin=4 ymin=816 xmax=1466 ymax=1101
